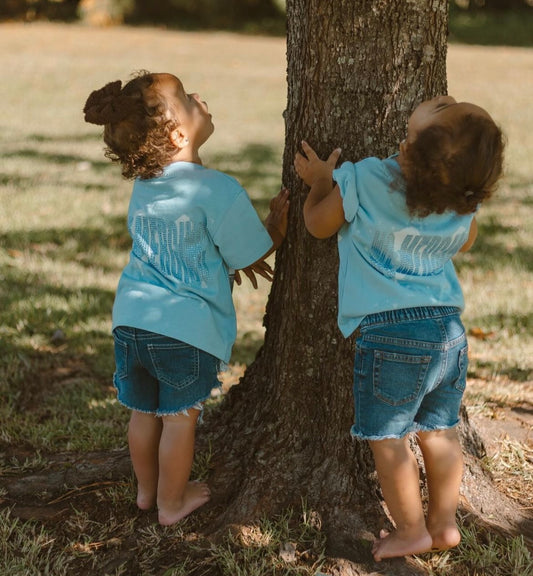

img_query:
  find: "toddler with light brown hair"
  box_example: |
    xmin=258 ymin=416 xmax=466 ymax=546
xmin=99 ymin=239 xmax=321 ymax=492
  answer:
xmin=294 ymin=95 xmax=504 ymax=561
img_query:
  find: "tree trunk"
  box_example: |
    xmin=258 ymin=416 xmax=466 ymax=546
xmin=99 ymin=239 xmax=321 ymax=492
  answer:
xmin=202 ymin=0 xmax=533 ymax=568
xmin=206 ymin=0 xmax=454 ymax=560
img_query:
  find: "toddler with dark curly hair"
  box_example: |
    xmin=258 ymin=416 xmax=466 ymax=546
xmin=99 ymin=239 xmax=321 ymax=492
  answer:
xmin=84 ymin=71 xmax=289 ymax=526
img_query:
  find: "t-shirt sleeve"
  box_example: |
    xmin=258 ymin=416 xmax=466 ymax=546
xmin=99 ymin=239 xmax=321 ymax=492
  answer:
xmin=333 ymin=161 xmax=359 ymax=223
xmin=212 ymin=187 xmax=273 ymax=270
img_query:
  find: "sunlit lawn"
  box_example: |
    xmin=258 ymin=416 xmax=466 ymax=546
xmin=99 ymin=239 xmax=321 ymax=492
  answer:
xmin=0 ymin=22 xmax=531 ymax=576
xmin=0 ymin=20 xmax=531 ymax=450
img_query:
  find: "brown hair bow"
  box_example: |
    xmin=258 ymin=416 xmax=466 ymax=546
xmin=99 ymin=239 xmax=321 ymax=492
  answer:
xmin=83 ymin=80 xmax=129 ymax=125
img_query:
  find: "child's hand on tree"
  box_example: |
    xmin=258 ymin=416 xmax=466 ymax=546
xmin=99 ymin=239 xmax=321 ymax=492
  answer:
xmin=294 ymin=141 xmax=341 ymax=187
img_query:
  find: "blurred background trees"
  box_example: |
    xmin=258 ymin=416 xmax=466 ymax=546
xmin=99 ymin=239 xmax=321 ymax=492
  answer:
xmin=0 ymin=0 xmax=285 ymax=30
xmin=130 ymin=0 xmax=284 ymax=29
xmin=1 ymin=0 xmax=532 ymax=45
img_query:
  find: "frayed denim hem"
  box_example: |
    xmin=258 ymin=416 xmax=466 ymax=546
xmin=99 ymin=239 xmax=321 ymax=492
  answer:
xmin=414 ymin=421 xmax=459 ymax=434
xmin=350 ymin=430 xmax=413 ymax=441
xmin=114 ymin=382 xmax=221 ymax=424
xmin=349 ymin=421 xmax=460 ymax=441
xmin=350 ymin=423 xmax=415 ymax=441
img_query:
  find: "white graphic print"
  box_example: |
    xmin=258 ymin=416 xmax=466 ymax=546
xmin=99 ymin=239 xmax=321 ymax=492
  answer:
xmin=369 ymin=227 xmax=467 ymax=278
xmin=132 ymin=213 xmax=209 ymax=286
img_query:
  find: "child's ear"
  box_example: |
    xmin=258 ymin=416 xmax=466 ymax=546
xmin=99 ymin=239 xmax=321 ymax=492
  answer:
xmin=170 ymin=129 xmax=189 ymax=149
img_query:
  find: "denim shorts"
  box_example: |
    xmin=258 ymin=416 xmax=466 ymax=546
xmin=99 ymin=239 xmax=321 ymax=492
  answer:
xmin=113 ymin=326 xmax=221 ymax=416
xmin=351 ymin=306 xmax=468 ymax=440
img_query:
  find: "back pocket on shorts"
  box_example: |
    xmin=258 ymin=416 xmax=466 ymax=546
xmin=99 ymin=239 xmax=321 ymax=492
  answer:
xmin=148 ymin=341 xmax=199 ymax=390
xmin=373 ymin=350 xmax=431 ymax=406
xmin=113 ymin=333 xmax=129 ymax=381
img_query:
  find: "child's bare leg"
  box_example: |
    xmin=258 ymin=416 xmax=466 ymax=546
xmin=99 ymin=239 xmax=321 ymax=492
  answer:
xmin=369 ymin=437 xmax=433 ymax=562
xmin=128 ymin=411 xmax=163 ymax=510
xmin=157 ymin=409 xmax=210 ymax=526
xmin=416 ymin=428 xmax=463 ymax=550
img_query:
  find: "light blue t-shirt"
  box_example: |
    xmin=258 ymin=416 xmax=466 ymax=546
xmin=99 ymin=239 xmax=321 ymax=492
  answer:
xmin=112 ymin=162 xmax=273 ymax=362
xmin=332 ymin=155 xmax=474 ymax=338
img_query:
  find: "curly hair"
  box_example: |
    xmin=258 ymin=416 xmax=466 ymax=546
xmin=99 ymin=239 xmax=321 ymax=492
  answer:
xmin=83 ymin=71 xmax=179 ymax=180
xmin=401 ymin=113 xmax=505 ymax=217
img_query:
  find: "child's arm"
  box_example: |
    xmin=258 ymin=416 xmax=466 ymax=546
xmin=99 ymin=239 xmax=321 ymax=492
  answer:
xmin=235 ymin=188 xmax=290 ymax=288
xmin=262 ymin=187 xmax=290 ymax=255
xmin=459 ymin=217 xmax=478 ymax=252
xmin=294 ymin=141 xmax=344 ymax=238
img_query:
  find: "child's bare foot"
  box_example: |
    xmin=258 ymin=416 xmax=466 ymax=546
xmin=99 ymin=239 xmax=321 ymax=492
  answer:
xmin=372 ymin=528 xmax=433 ymax=562
xmin=136 ymin=487 xmax=157 ymax=511
xmin=428 ymin=523 xmax=461 ymax=551
xmin=158 ymin=482 xmax=211 ymax=526
xmin=136 ymin=493 xmax=156 ymax=511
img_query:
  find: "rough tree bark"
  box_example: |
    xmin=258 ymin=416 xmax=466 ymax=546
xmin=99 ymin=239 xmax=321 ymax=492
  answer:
xmin=208 ymin=0 xmax=447 ymax=550
xmin=204 ymin=0 xmax=531 ymax=566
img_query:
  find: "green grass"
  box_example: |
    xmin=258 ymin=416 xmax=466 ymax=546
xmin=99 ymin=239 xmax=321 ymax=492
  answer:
xmin=0 ymin=22 xmax=286 ymax=457
xmin=0 ymin=21 xmax=531 ymax=576
xmin=418 ymin=524 xmax=532 ymax=576
xmin=0 ymin=508 xmax=74 ymax=575
xmin=0 ymin=501 xmax=327 ymax=576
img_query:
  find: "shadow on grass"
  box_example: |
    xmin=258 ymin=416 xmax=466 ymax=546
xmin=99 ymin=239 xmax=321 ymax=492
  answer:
xmin=0 ymin=172 xmax=113 ymax=192
xmin=0 ymin=131 xmax=119 ymax=193
xmin=456 ymin=215 xmax=533 ymax=274
xmin=2 ymin=137 xmax=282 ymax=206
xmin=0 ymin=223 xmax=124 ymax=447
xmin=29 ymin=132 xmax=103 ymax=143
xmin=3 ymin=147 xmax=112 ymax=172
xmin=0 ymin=259 xmax=115 ymax=361
xmin=0 ymin=262 xmax=121 ymax=452
xmin=0 ymin=215 xmax=124 ymax=391
xmin=471 ymin=360 xmax=532 ymax=383
xmin=0 ymin=217 xmax=131 ymax=272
